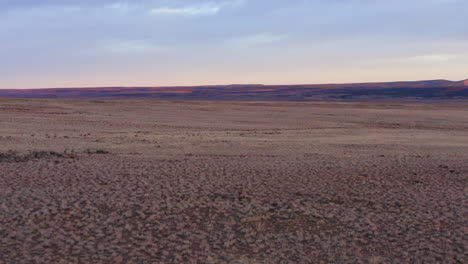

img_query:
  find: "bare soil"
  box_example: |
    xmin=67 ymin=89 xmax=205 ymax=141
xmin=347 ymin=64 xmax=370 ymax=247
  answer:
xmin=0 ymin=99 xmax=467 ymax=263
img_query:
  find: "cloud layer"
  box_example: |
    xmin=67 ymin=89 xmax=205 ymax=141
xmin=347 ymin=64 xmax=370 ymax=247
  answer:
xmin=1 ymin=0 xmax=467 ymax=88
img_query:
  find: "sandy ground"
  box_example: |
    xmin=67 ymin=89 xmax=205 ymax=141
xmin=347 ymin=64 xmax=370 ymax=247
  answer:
xmin=0 ymin=99 xmax=467 ymax=263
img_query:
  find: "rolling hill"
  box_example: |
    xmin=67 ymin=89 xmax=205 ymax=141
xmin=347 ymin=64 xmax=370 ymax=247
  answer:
xmin=1 ymin=79 xmax=467 ymax=101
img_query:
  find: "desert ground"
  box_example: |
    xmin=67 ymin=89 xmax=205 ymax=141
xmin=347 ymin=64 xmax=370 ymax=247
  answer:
xmin=0 ymin=98 xmax=467 ymax=263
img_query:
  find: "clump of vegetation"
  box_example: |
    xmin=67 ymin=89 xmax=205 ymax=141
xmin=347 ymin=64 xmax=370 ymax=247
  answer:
xmin=85 ymin=149 xmax=110 ymax=155
xmin=0 ymin=150 xmax=77 ymax=163
xmin=0 ymin=151 xmax=18 ymax=162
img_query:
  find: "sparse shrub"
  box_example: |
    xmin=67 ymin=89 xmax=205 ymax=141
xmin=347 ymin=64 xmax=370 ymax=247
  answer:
xmin=0 ymin=150 xmax=76 ymax=163
xmin=86 ymin=149 xmax=110 ymax=155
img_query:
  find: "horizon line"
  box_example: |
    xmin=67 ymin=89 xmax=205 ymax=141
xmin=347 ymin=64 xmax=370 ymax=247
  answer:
xmin=2 ymin=78 xmax=468 ymax=90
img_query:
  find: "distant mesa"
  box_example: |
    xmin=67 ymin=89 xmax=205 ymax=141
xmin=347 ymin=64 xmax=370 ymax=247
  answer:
xmin=1 ymin=79 xmax=468 ymax=101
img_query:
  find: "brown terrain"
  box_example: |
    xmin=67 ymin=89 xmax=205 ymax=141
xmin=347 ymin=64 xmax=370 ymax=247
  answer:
xmin=0 ymin=99 xmax=467 ymax=263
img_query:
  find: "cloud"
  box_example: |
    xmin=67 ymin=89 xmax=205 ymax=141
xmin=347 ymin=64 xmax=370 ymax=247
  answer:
xmin=107 ymin=2 xmax=138 ymax=14
xmin=148 ymin=0 xmax=244 ymax=16
xmin=405 ymin=53 xmax=468 ymax=63
xmin=149 ymin=3 xmax=223 ymax=16
xmin=100 ymin=40 xmax=167 ymax=54
xmin=231 ymin=33 xmax=289 ymax=47
xmin=0 ymin=0 xmax=243 ymax=15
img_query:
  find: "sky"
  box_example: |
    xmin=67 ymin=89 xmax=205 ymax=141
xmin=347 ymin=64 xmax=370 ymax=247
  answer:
xmin=1 ymin=0 xmax=467 ymax=88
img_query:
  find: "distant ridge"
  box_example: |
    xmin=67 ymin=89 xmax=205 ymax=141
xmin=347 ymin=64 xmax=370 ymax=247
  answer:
xmin=1 ymin=79 xmax=468 ymax=101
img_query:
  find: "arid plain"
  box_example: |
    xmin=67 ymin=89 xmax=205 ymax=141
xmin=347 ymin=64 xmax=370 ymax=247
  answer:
xmin=0 ymin=99 xmax=467 ymax=263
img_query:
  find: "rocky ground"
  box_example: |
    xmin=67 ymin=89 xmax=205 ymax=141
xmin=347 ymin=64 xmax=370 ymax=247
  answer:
xmin=0 ymin=99 xmax=467 ymax=263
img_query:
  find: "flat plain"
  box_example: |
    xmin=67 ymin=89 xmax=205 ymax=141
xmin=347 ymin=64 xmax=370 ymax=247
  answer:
xmin=0 ymin=99 xmax=467 ymax=263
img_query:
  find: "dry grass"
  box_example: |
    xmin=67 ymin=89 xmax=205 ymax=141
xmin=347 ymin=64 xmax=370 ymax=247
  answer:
xmin=0 ymin=99 xmax=467 ymax=263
